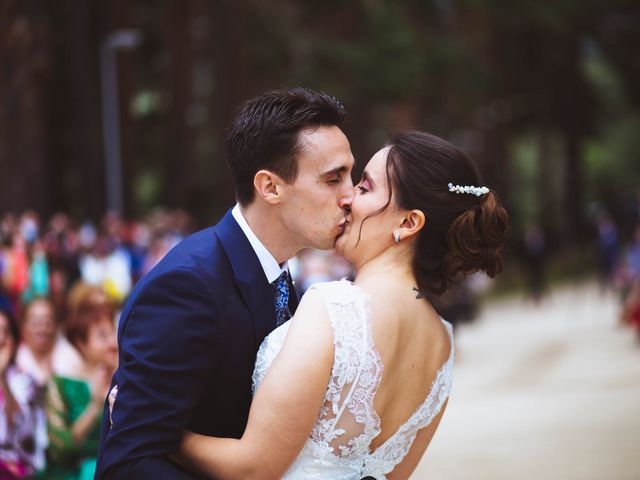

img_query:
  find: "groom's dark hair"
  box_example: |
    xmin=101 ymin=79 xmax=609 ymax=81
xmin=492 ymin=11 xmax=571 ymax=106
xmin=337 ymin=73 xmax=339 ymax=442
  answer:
xmin=225 ymin=87 xmax=346 ymax=205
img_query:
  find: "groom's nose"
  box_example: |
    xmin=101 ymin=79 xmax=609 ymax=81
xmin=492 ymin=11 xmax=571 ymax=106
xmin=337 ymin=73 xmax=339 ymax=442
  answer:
xmin=338 ymin=178 xmax=354 ymax=209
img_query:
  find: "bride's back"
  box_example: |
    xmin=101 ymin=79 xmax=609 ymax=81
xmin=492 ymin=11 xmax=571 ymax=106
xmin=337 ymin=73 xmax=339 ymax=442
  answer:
xmin=359 ymin=280 xmax=452 ymax=451
xmin=253 ymin=279 xmax=454 ymax=479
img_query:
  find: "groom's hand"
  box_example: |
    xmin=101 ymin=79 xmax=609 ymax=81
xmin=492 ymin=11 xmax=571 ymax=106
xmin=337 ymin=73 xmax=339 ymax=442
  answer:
xmin=107 ymin=384 xmax=118 ymax=427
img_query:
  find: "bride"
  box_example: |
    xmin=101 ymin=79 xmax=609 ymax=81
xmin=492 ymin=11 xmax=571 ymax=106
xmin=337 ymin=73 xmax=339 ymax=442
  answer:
xmin=176 ymin=131 xmax=508 ymax=479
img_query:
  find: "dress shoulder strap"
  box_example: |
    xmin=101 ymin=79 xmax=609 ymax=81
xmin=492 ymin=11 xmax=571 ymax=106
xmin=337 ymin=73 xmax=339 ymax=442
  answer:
xmin=306 ymin=280 xmax=384 ymax=459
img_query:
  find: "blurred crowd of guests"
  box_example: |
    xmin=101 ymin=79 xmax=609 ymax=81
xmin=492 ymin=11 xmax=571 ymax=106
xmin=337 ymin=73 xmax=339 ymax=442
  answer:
xmin=0 ymin=208 xmax=359 ymax=478
xmin=592 ymin=209 xmax=640 ymax=341
xmin=516 ymin=197 xmax=640 ymax=337
xmin=615 ymin=223 xmax=640 ymax=340
xmin=0 ymin=209 xmax=193 ymax=479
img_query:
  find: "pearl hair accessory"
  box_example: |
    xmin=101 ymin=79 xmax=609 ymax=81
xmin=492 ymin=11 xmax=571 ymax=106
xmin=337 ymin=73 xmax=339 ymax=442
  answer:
xmin=448 ymin=183 xmax=490 ymax=196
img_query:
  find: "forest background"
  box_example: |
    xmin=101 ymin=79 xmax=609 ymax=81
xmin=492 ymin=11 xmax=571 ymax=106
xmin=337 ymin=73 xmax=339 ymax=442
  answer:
xmin=2 ymin=0 xmax=639 ymax=288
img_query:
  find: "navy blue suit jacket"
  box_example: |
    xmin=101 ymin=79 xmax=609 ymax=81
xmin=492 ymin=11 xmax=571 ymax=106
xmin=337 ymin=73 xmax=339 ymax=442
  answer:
xmin=94 ymin=210 xmax=298 ymax=479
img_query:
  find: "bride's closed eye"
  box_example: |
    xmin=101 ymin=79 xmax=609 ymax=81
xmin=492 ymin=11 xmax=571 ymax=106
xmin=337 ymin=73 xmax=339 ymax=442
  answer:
xmin=356 ymin=177 xmax=372 ymax=193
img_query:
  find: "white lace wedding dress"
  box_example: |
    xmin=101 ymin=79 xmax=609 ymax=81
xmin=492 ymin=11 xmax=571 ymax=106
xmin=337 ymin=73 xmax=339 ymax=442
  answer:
xmin=252 ymin=280 xmax=454 ymax=479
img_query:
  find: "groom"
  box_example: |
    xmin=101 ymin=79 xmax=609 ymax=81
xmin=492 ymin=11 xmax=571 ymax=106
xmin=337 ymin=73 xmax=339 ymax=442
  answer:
xmin=95 ymin=88 xmax=355 ymax=479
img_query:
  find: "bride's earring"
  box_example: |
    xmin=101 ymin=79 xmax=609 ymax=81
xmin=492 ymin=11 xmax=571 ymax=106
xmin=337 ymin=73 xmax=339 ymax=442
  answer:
xmin=393 ymin=230 xmax=401 ymax=243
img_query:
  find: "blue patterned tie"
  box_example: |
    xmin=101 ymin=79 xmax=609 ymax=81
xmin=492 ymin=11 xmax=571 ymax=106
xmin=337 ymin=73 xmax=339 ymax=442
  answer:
xmin=272 ymin=271 xmax=291 ymax=326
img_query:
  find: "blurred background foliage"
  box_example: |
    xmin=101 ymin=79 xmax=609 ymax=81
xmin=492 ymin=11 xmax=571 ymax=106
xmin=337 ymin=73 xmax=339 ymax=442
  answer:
xmin=1 ymin=0 xmax=639 ymax=279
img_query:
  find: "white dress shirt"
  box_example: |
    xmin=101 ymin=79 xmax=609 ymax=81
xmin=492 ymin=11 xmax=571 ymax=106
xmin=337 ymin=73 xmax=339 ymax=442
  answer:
xmin=232 ymin=204 xmax=288 ymax=283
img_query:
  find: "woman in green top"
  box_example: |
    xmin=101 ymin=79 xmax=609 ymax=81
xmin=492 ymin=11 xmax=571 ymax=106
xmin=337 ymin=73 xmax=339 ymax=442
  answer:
xmin=43 ymin=287 xmax=117 ymax=480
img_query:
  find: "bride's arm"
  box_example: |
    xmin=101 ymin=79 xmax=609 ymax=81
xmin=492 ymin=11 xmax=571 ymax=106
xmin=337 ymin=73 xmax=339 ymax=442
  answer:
xmin=176 ymin=288 xmax=334 ymax=480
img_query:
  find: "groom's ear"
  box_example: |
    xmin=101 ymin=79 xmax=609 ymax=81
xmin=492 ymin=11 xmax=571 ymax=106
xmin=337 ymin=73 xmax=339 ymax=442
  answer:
xmin=254 ymin=170 xmax=283 ymax=204
xmin=399 ymin=209 xmax=426 ymax=239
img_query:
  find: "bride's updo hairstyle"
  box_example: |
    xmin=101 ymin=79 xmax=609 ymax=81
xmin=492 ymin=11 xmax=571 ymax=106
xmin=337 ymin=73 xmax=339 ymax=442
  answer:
xmin=386 ymin=131 xmax=508 ymax=294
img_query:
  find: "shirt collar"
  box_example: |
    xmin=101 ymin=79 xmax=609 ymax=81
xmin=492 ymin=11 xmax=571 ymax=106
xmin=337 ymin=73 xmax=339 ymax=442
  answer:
xmin=232 ymin=204 xmax=288 ymax=283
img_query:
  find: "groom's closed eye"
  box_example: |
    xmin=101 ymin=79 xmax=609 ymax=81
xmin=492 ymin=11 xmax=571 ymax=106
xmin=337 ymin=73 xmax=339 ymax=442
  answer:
xmin=320 ymin=166 xmax=350 ymax=185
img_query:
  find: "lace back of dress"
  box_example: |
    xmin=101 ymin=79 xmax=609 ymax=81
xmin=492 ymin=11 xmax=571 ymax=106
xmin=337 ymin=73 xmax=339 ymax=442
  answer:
xmin=368 ymin=320 xmax=454 ymax=473
xmin=307 ymin=281 xmax=384 ymax=461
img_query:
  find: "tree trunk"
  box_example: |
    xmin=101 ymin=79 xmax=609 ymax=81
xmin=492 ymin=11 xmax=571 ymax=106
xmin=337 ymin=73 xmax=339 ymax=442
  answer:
xmin=47 ymin=0 xmax=104 ymax=219
xmin=0 ymin=0 xmax=51 ymax=214
xmin=162 ymin=0 xmax=196 ymax=209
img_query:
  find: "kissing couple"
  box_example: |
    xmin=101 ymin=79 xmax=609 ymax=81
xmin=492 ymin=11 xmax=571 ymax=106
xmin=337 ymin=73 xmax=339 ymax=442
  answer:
xmin=95 ymin=88 xmax=508 ymax=479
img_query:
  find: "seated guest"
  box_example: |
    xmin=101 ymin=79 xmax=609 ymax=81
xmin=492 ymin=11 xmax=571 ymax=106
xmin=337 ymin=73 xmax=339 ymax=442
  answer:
xmin=43 ymin=292 xmax=117 ymax=480
xmin=0 ymin=288 xmax=12 ymax=320
xmin=64 ymin=282 xmax=116 ymax=379
xmin=0 ymin=307 xmax=47 ymax=478
xmin=15 ymin=298 xmax=83 ymax=386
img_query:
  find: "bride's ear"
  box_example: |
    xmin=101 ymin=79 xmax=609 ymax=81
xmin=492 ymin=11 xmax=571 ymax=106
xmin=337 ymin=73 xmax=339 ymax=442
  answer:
xmin=398 ymin=210 xmax=426 ymax=240
xmin=254 ymin=170 xmax=283 ymax=205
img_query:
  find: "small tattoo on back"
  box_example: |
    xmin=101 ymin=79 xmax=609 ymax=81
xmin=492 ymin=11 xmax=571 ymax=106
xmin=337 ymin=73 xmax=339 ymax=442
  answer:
xmin=413 ymin=287 xmax=424 ymax=299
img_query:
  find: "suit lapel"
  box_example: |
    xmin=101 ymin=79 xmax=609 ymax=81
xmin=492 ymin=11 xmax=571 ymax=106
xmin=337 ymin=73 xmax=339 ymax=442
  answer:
xmin=215 ymin=210 xmax=277 ymax=349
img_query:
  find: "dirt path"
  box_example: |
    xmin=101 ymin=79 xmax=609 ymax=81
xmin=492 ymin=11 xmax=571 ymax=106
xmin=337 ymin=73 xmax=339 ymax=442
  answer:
xmin=411 ymin=282 xmax=640 ymax=480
